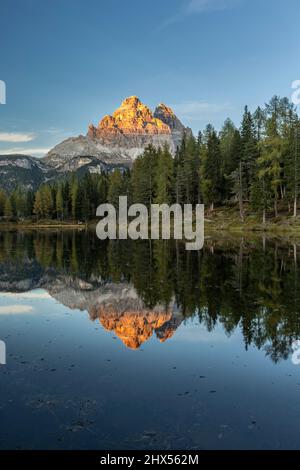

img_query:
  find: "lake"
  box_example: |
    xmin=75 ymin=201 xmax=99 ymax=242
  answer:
xmin=0 ymin=229 xmax=300 ymax=450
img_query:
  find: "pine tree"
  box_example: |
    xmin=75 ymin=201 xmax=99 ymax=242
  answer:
xmin=285 ymin=116 xmax=300 ymax=217
xmin=253 ymin=106 xmax=266 ymax=141
xmin=4 ymin=197 xmax=13 ymax=218
xmin=62 ymin=180 xmax=71 ymax=219
xmin=250 ymin=153 xmax=272 ymax=224
xmin=260 ymin=116 xmax=283 ymax=216
xmin=70 ymin=177 xmax=79 ymax=220
xmin=56 ymin=184 xmax=64 ymax=220
xmin=229 ymin=159 xmax=246 ymax=221
xmin=240 ymin=106 xmax=258 ymax=199
xmin=108 ymin=169 xmax=126 ymax=207
xmin=41 ymin=185 xmax=53 ymax=218
xmin=11 ymin=186 xmax=26 ymax=217
xmin=131 ymin=145 xmax=158 ymax=208
xmin=200 ymin=126 xmax=222 ymax=210
xmin=25 ymin=190 xmax=34 ymax=216
xmin=0 ymin=189 xmax=7 ymax=216
xmin=219 ymin=120 xmax=241 ymax=200
xmin=80 ymin=186 xmax=90 ymax=222
xmin=174 ymin=133 xmax=200 ymax=205
xmin=154 ymin=144 xmax=174 ymax=204
xmin=33 ymin=190 xmax=43 ymax=219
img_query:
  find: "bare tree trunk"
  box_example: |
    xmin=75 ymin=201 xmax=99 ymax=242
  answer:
xmin=280 ymin=184 xmax=284 ymax=200
xmin=274 ymin=198 xmax=278 ymax=217
xmin=294 ymin=195 xmax=297 ymax=218
xmin=262 ymin=208 xmax=266 ymax=225
xmin=238 ymin=240 xmax=244 ymax=297
xmin=239 ymin=161 xmax=244 ymax=222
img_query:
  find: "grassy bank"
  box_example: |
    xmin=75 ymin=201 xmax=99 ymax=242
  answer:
xmin=2 ymin=206 xmax=300 ymax=234
xmin=0 ymin=219 xmax=89 ymax=230
xmin=204 ymin=206 xmax=300 ymax=233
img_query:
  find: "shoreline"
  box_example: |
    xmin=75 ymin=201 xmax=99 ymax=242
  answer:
xmin=2 ymin=208 xmax=300 ymax=234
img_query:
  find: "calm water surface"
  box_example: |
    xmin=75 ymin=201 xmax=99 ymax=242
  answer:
xmin=0 ymin=230 xmax=300 ymax=450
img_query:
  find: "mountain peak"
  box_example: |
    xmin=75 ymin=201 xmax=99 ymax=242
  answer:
xmin=43 ymin=96 xmax=190 ymax=174
xmin=88 ymin=96 xmax=172 ymax=139
xmin=154 ymin=103 xmax=185 ymax=132
xmin=156 ymin=103 xmax=176 ymax=116
xmin=119 ymin=95 xmax=142 ymax=107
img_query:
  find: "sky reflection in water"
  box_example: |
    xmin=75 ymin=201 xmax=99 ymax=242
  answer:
xmin=0 ymin=230 xmax=300 ymax=450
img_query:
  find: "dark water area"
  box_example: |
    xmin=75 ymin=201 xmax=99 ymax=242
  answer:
xmin=0 ymin=230 xmax=300 ymax=450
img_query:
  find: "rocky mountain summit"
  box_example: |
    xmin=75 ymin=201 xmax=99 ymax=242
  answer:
xmin=0 ymin=258 xmax=183 ymax=349
xmin=88 ymin=96 xmax=171 ymax=139
xmin=0 ymin=96 xmax=190 ymax=190
xmin=45 ymin=96 xmax=190 ymax=169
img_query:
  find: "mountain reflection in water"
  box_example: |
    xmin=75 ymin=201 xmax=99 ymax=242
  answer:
xmin=0 ymin=230 xmax=300 ymax=361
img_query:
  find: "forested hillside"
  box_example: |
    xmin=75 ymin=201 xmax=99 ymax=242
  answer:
xmin=0 ymin=95 xmax=299 ymax=225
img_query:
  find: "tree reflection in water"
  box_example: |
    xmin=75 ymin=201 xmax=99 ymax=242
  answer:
xmin=0 ymin=230 xmax=299 ymax=362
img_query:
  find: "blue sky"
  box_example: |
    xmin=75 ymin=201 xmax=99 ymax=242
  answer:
xmin=0 ymin=0 xmax=299 ymax=156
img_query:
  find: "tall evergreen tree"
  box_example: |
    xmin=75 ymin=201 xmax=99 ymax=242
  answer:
xmin=240 ymin=106 xmax=258 ymax=199
xmin=200 ymin=126 xmax=222 ymax=210
xmin=154 ymin=144 xmax=174 ymax=204
xmin=285 ymin=116 xmax=300 ymax=217
xmin=56 ymin=184 xmax=64 ymax=220
xmin=33 ymin=189 xmax=43 ymax=219
xmin=0 ymin=189 xmax=7 ymax=216
xmin=260 ymin=115 xmax=283 ymax=216
xmin=131 ymin=145 xmax=158 ymax=208
xmin=174 ymin=133 xmax=200 ymax=205
xmin=108 ymin=169 xmax=126 ymax=207
xmin=4 ymin=197 xmax=13 ymax=218
xmin=219 ymin=119 xmax=241 ymax=200
xmin=70 ymin=177 xmax=79 ymax=220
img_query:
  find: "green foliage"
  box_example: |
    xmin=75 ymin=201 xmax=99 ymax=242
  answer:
xmin=131 ymin=144 xmax=158 ymax=208
xmin=4 ymin=197 xmax=13 ymax=218
xmin=1 ymin=94 xmax=300 ymax=224
xmin=0 ymin=189 xmax=7 ymax=216
xmin=219 ymin=120 xmax=242 ymax=200
xmin=55 ymin=184 xmax=64 ymax=220
xmin=174 ymin=133 xmax=200 ymax=204
xmin=108 ymin=169 xmax=127 ymax=207
xmin=155 ymin=144 xmax=174 ymax=204
xmin=200 ymin=126 xmax=222 ymax=209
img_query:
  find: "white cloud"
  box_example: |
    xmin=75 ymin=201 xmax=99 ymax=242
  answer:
xmin=187 ymin=0 xmax=242 ymax=14
xmin=0 ymin=132 xmax=36 ymax=143
xmin=0 ymin=305 xmax=34 ymax=315
xmin=0 ymin=291 xmax=51 ymax=300
xmin=0 ymin=147 xmax=50 ymax=157
xmin=171 ymin=100 xmax=233 ymax=121
xmin=160 ymin=0 xmax=243 ymax=29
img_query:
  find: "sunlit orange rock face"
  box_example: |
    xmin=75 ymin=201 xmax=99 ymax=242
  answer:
xmin=88 ymin=96 xmax=172 ymax=140
xmin=89 ymin=305 xmax=176 ymax=349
